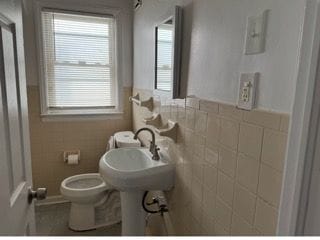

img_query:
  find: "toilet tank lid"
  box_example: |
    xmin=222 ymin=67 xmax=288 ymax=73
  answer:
xmin=114 ymin=131 xmax=141 ymax=148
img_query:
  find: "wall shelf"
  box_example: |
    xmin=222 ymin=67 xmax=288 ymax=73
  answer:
xmin=143 ymin=113 xmax=161 ymax=127
xmin=155 ymin=120 xmax=178 ymax=142
xmin=129 ymin=93 xmax=153 ymax=111
xmin=129 ymin=93 xmax=140 ymax=103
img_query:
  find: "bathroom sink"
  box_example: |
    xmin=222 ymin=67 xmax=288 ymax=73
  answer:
xmin=99 ymin=147 xmax=175 ymax=235
xmin=99 ymin=147 xmax=175 ymax=191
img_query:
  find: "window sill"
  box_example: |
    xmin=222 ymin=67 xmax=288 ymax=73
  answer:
xmin=40 ymin=110 xmax=124 ymax=122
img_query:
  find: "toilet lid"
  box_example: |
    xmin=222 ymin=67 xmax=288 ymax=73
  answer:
xmin=66 ymin=177 xmax=103 ymax=189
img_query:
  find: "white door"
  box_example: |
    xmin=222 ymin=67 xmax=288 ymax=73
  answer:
xmin=0 ymin=0 xmax=45 ymax=235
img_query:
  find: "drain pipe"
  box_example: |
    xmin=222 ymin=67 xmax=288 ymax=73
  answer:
xmin=142 ymin=191 xmax=168 ymax=215
xmin=142 ymin=191 xmax=175 ymax=235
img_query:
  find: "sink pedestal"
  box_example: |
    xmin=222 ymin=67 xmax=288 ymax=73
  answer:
xmin=120 ymin=191 xmax=146 ymax=236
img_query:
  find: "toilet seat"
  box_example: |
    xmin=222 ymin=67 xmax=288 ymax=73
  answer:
xmin=61 ymin=173 xmax=109 ymax=199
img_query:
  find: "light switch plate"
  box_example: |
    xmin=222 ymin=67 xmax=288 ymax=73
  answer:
xmin=244 ymin=10 xmax=269 ymax=55
xmin=237 ymin=73 xmax=259 ymax=110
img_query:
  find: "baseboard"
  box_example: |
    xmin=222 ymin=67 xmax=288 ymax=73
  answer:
xmin=35 ymin=195 xmax=69 ymax=206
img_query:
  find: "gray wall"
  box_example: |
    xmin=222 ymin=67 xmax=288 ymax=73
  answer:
xmin=133 ymin=0 xmax=306 ymax=113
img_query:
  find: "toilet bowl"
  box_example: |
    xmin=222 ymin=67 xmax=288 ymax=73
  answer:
xmin=61 ymin=173 xmax=108 ymax=204
xmin=60 ymin=131 xmax=141 ymax=231
xmin=61 ymin=174 xmax=110 ymax=231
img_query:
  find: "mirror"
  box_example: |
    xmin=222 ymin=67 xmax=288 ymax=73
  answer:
xmin=155 ymin=6 xmax=182 ymax=99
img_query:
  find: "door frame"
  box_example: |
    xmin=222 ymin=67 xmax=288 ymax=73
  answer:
xmin=277 ymin=0 xmax=320 ymax=235
xmin=0 ymin=0 xmax=35 ymax=235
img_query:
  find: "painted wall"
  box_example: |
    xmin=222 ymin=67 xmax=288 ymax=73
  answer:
xmin=133 ymin=0 xmax=306 ymax=113
xmin=28 ymin=86 xmax=132 ymax=196
xmin=23 ymin=0 xmax=133 ymax=87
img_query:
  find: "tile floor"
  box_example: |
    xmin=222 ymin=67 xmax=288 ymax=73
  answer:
xmin=35 ymin=202 xmax=121 ymax=236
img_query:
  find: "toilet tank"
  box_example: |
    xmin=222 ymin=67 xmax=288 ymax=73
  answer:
xmin=114 ymin=131 xmax=141 ymax=148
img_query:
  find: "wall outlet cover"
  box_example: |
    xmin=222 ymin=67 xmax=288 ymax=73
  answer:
xmin=237 ymin=72 xmax=259 ymax=110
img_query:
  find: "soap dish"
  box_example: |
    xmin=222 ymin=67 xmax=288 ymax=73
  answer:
xmin=155 ymin=120 xmax=178 ymax=142
xmin=143 ymin=113 xmax=161 ymax=127
xmin=129 ymin=93 xmax=153 ymax=111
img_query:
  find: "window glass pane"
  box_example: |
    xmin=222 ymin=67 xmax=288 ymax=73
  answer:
xmin=54 ymin=17 xmax=110 ymax=37
xmin=41 ymin=10 xmax=116 ymax=109
xmin=156 ymin=69 xmax=171 ymax=91
xmin=55 ymin=34 xmax=110 ymax=65
xmin=157 ymin=41 xmax=173 ymax=67
xmin=156 ymin=23 xmax=173 ymax=92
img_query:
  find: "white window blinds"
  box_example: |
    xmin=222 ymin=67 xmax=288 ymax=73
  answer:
xmin=41 ymin=10 xmax=116 ymax=109
xmin=156 ymin=24 xmax=173 ymax=92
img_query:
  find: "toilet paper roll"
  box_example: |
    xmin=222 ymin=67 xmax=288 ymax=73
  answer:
xmin=108 ymin=136 xmax=115 ymax=150
xmin=67 ymin=154 xmax=79 ymax=165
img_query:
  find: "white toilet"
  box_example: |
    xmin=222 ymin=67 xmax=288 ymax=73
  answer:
xmin=60 ymin=131 xmax=141 ymax=231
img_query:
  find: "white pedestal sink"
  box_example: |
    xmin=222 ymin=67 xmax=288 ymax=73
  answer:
xmin=99 ymin=147 xmax=175 ymax=236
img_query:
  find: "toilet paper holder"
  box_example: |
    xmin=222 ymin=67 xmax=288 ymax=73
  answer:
xmin=63 ymin=150 xmax=80 ymax=163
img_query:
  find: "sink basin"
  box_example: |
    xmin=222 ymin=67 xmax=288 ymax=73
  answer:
xmin=99 ymin=147 xmax=175 ymax=236
xmin=99 ymin=147 xmax=175 ymax=191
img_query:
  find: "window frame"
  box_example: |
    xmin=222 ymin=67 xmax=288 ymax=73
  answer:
xmin=33 ymin=0 xmax=123 ymax=120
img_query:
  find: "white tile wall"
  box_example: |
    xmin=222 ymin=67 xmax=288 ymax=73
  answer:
xmin=132 ymin=88 xmax=289 ymax=236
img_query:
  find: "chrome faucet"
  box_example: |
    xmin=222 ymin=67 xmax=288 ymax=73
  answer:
xmin=134 ymin=128 xmax=160 ymax=161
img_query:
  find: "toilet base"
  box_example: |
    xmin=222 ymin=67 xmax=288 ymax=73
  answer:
xmin=69 ymin=203 xmax=95 ymax=231
xmin=60 ymin=173 xmax=122 ymax=232
xmin=69 ymin=202 xmax=121 ymax=231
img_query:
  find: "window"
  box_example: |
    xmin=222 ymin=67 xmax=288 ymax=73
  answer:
xmin=39 ymin=9 xmax=119 ymax=116
xmin=155 ymin=20 xmax=174 ymax=92
xmin=156 ymin=26 xmax=173 ymax=91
